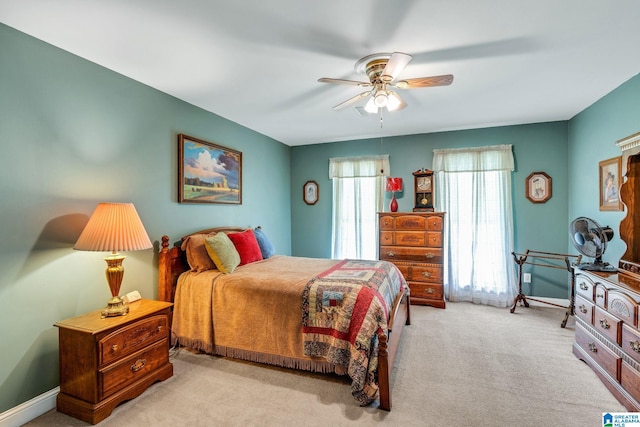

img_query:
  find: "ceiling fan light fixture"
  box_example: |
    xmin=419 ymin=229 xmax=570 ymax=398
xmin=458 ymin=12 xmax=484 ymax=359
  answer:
xmin=364 ymin=97 xmax=378 ymax=114
xmin=374 ymin=90 xmax=388 ymax=108
xmin=386 ymin=91 xmax=403 ymax=111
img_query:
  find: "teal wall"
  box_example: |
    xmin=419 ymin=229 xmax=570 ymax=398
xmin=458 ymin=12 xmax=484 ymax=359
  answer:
xmin=568 ymin=73 xmax=640 ymax=263
xmin=291 ymin=123 xmax=571 ymax=297
xmin=3 ymin=17 xmax=640 ymax=418
xmin=0 ymin=24 xmax=291 ymax=412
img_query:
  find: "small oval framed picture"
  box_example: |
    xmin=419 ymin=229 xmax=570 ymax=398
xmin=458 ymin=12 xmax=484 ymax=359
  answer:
xmin=303 ymin=180 xmax=319 ymax=205
xmin=526 ymin=171 xmax=552 ymax=203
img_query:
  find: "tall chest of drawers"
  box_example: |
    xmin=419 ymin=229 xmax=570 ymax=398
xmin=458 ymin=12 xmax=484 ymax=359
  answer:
xmin=573 ymin=269 xmax=640 ymax=410
xmin=378 ymin=212 xmax=446 ymax=308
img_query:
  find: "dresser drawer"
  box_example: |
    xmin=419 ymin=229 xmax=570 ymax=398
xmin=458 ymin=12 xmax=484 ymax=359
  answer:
xmin=575 ymin=274 xmax=595 ymax=302
xmin=622 ymin=324 xmax=640 ymax=364
xmin=608 ymin=290 xmax=638 ymax=327
xmin=100 ymin=315 xmax=169 ymax=366
xmin=409 ymin=264 xmax=442 ymax=283
xmin=595 ymin=284 xmax=608 ymax=309
xmin=395 ymin=231 xmax=427 ymax=247
xmin=575 ymin=295 xmax=594 ymax=325
xmin=621 ymin=361 xmax=640 ymax=402
xmin=575 ymin=323 xmax=621 ymax=381
xmin=425 ymin=215 xmax=443 ymax=231
xmin=379 ymin=215 xmax=394 ymax=230
xmin=408 ymin=282 xmax=443 ymax=300
xmin=395 ymin=215 xmax=427 ymax=230
xmin=594 ymin=306 xmax=622 ymax=345
xmin=380 ymin=246 xmax=442 ymax=263
xmin=100 ymin=339 xmax=169 ymax=399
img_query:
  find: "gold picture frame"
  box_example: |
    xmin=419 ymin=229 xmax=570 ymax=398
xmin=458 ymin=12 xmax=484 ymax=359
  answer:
xmin=599 ymin=156 xmax=622 ymax=211
xmin=525 ymin=171 xmax=552 ymax=203
xmin=178 ymin=134 xmax=242 ymax=204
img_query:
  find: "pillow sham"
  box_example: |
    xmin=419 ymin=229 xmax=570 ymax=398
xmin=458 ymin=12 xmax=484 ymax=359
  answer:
xmin=181 ymin=233 xmax=217 ymax=272
xmin=227 ymin=229 xmax=263 ymax=265
xmin=204 ymin=232 xmax=240 ymax=274
xmin=253 ymin=226 xmax=275 ymax=259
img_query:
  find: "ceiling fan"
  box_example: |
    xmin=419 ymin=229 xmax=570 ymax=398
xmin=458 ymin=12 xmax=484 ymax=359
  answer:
xmin=318 ymin=51 xmax=453 ymax=114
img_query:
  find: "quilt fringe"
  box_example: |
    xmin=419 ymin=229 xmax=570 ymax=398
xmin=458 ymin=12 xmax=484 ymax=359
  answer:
xmin=214 ymin=345 xmax=347 ymax=375
xmin=172 ymin=334 xmax=347 ymax=375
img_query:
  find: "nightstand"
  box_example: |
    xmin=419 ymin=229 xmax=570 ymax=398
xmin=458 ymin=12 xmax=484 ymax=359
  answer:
xmin=55 ymin=299 xmax=173 ymax=424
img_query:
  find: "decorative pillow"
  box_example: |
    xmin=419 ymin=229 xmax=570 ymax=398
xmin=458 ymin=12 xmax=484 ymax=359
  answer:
xmin=254 ymin=226 xmax=275 ymax=259
xmin=227 ymin=229 xmax=263 ymax=265
xmin=181 ymin=233 xmax=217 ymax=272
xmin=204 ymin=233 xmax=240 ymax=274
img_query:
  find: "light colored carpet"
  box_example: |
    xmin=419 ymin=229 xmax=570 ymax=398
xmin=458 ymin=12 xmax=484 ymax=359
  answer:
xmin=24 ymin=302 xmax=625 ymax=426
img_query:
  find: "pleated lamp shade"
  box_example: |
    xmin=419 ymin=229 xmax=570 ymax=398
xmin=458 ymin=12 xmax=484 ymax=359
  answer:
xmin=74 ymin=202 xmax=152 ymax=317
xmin=74 ymin=203 xmax=152 ymax=252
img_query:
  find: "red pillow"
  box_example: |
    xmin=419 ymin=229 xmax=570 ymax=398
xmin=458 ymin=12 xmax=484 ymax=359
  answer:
xmin=227 ymin=229 xmax=263 ymax=266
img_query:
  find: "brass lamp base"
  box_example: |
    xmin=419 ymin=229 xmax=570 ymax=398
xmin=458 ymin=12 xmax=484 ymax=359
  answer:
xmin=101 ymin=295 xmax=129 ymax=318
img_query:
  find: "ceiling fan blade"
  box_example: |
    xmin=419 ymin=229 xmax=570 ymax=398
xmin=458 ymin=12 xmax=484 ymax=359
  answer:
xmin=333 ymin=91 xmax=372 ymax=110
xmin=395 ymin=74 xmax=454 ymax=89
xmin=318 ymin=77 xmax=372 ymax=87
xmin=381 ymin=52 xmax=413 ymax=82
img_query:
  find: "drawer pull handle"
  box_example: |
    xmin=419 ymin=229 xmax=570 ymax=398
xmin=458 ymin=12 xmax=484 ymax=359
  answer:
xmin=386 ymin=251 xmax=396 ymax=257
xmin=131 ymin=359 xmax=146 ymax=373
xmin=425 ymin=288 xmax=435 ymax=294
xmin=588 ymin=342 xmax=598 ymax=353
xmin=111 ymin=344 xmax=119 ymax=352
xmin=630 ymin=340 xmax=640 ymax=353
xmin=599 ymin=318 xmax=610 ymax=329
xmin=425 ymin=253 xmax=435 ymax=259
xmin=579 ymin=283 xmax=589 ymax=291
xmin=421 ymin=272 xmax=432 ymax=278
xmin=157 ymin=326 xmax=163 ymax=332
xmin=579 ymin=305 xmax=588 ymax=314
xmin=596 ymin=293 xmax=604 ymax=299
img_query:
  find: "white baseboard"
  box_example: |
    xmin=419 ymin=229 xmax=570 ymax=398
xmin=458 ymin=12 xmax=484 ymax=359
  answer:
xmin=523 ymin=296 xmax=570 ymax=308
xmin=0 ymin=387 xmax=58 ymax=427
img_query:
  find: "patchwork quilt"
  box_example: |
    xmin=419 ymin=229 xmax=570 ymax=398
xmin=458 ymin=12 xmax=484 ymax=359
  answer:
xmin=302 ymin=259 xmax=405 ymax=405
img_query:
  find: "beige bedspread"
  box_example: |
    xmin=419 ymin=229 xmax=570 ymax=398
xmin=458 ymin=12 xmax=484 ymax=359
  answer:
xmin=172 ymin=255 xmax=341 ymax=370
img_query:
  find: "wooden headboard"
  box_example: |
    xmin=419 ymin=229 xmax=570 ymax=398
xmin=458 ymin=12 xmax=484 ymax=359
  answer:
xmin=158 ymin=227 xmax=246 ymax=303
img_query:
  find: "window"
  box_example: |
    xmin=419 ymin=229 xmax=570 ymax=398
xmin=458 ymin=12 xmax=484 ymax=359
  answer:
xmin=433 ymin=145 xmax=517 ymax=307
xmin=329 ymin=155 xmax=389 ymax=260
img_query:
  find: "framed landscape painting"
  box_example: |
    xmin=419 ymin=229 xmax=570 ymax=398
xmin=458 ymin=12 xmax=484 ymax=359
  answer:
xmin=178 ymin=134 xmax=242 ymax=204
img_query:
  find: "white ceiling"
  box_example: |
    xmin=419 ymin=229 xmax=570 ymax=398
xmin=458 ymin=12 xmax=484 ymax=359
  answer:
xmin=2 ymin=0 xmax=640 ymax=146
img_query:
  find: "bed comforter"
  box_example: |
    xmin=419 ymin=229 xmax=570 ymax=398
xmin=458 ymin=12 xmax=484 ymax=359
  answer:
xmin=172 ymin=255 xmax=405 ymax=405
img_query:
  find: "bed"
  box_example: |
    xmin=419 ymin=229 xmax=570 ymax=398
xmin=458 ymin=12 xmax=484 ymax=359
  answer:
xmin=158 ymin=227 xmax=411 ymax=410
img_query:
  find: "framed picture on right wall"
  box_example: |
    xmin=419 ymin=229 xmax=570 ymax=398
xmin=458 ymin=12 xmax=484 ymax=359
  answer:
xmin=599 ymin=156 xmax=623 ymax=211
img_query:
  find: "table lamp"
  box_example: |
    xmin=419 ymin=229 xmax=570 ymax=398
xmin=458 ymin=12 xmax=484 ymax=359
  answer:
xmin=386 ymin=177 xmax=403 ymax=212
xmin=74 ymin=202 xmax=152 ymax=318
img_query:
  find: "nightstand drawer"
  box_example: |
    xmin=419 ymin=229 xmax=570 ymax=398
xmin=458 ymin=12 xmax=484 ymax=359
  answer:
xmin=100 ymin=315 xmax=169 ymax=366
xmin=380 ymin=246 xmax=442 ymax=263
xmin=100 ymin=339 xmax=169 ymax=399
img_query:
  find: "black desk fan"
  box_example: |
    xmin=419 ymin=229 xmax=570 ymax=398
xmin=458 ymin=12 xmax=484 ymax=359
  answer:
xmin=569 ymin=216 xmax=617 ymax=272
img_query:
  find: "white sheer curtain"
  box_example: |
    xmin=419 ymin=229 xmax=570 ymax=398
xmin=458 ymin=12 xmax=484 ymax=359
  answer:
xmin=433 ymin=145 xmax=517 ymax=307
xmin=329 ymin=155 xmax=389 ymax=260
